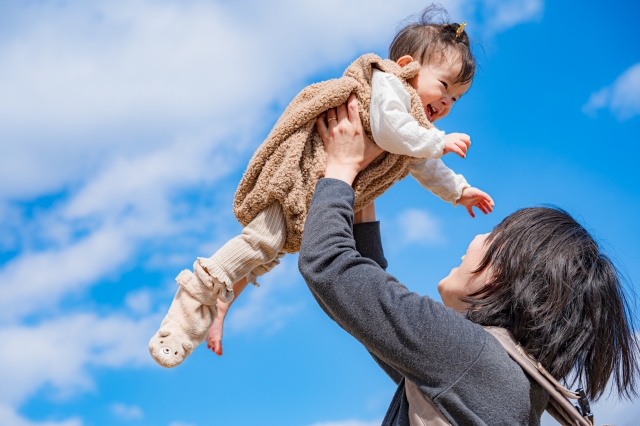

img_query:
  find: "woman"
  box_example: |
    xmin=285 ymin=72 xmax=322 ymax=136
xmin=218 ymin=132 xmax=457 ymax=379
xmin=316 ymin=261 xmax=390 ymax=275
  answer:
xmin=298 ymin=95 xmax=639 ymax=425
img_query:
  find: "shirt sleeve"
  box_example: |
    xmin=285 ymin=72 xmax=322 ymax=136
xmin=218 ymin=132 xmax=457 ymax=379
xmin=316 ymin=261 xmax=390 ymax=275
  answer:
xmin=370 ymin=70 xmax=446 ymax=160
xmin=409 ymin=159 xmax=470 ymax=206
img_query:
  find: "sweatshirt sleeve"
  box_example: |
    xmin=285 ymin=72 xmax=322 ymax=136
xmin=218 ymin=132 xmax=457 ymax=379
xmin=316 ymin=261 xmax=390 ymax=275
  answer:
xmin=370 ymin=70 xmax=446 ymax=160
xmin=298 ymin=178 xmax=488 ymax=399
xmin=353 ymin=222 xmax=403 ymax=384
xmin=409 ymin=159 xmax=470 ymax=206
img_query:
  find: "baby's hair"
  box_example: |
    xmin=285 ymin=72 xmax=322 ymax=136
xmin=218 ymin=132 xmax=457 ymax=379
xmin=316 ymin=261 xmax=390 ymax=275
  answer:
xmin=389 ymin=4 xmax=476 ymax=85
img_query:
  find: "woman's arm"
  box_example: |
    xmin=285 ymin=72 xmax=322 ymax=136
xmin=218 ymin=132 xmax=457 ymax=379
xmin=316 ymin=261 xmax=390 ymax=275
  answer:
xmin=301 ymin=96 xmax=488 ymax=396
xmin=353 ymin=204 xmax=401 ymax=383
xmin=299 ymin=178 xmax=485 ymax=388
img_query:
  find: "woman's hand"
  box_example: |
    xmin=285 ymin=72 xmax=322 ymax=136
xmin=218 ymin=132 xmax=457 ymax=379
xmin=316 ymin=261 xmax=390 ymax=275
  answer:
xmin=316 ymin=94 xmax=384 ymax=186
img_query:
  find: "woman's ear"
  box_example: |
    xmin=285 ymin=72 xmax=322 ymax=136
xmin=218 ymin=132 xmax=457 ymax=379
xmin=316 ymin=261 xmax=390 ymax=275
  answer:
xmin=396 ymin=55 xmax=414 ymax=68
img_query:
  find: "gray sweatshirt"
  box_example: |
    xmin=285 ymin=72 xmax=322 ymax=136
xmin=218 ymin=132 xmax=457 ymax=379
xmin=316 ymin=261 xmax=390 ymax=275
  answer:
xmin=298 ymin=178 xmax=548 ymax=426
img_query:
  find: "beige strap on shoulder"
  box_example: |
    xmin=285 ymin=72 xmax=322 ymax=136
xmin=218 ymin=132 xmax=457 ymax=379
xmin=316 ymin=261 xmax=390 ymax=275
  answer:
xmin=404 ymin=327 xmax=595 ymax=426
xmin=483 ymin=327 xmax=595 ymax=426
xmin=405 ymin=379 xmax=451 ymax=426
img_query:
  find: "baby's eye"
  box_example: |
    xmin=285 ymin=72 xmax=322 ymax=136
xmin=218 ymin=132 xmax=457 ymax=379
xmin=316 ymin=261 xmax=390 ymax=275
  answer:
xmin=440 ymin=81 xmax=448 ymax=89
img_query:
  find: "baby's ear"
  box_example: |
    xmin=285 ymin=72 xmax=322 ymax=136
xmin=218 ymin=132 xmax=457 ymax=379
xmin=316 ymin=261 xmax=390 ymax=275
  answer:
xmin=396 ymin=55 xmax=414 ymax=68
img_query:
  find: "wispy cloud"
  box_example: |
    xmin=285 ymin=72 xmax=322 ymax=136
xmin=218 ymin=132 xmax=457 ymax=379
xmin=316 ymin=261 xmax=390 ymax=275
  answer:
xmin=393 ymin=208 xmax=445 ymax=248
xmin=111 ymin=403 xmax=144 ymax=421
xmin=0 ymin=404 xmax=81 ymax=426
xmin=227 ymin=256 xmax=303 ymax=335
xmin=0 ymin=312 xmax=159 ymax=406
xmin=467 ymin=0 xmax=544 ymax=36
xmin=583 ymin=63 xmax=640 ymax=120
xmin=0 ymin=0 xmax=451 ymax=201
xmin=0 ymin=226 xmax=132 ymax=322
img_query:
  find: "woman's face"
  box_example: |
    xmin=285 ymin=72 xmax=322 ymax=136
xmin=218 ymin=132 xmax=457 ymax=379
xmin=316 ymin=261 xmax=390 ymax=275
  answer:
xmin=438 ymin=233 xmax=492 ymax=313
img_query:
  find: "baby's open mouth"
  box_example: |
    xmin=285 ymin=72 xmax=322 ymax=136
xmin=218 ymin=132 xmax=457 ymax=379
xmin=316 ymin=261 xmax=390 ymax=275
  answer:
xmin=426 ymin=104 xmax=436 ymax=121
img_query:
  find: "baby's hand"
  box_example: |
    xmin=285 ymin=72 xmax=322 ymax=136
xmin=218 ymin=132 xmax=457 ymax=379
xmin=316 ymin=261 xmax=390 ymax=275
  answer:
xmin=457 ymin=187 xmax=494 ymax=218
xmin=443 ymin=133 xmax=471 ymax=158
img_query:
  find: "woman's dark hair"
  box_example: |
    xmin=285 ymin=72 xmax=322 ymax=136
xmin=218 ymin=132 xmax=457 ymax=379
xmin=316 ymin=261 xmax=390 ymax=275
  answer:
xmin=389 ymin=4 xmax=476 ymax=85
xmin=466 ymin=207 xmax=639 ymax=400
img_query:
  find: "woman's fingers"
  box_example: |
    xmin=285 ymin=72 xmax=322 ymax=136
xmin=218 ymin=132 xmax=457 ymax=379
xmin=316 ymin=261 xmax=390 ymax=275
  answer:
xmin=326 ymin=108 xmax=338 ymax=128
xmin=336 ymin=101 xmax=348 ymax=123
xmin=316 ymin=113 xmax=328 ymax=136
xmin=347 ymin=93 xmax=359 ymax=122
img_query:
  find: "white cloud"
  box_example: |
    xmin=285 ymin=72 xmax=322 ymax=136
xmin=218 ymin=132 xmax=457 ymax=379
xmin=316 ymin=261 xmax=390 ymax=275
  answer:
xmin=0 ymin=0 xmax=461 ymax=202
xmin=0 ymin=226 xmax=132 ymax=323
xmin=307 ymin=420 xmax=381 ymax=426
xmin=111 ymin=403 xmax=144 ymax=421
xmin=583 ymin=63 xmax=640 ymax=120
xmin=394 ymin=208 xmax=445 ymax=247
xmin=125 ymin=288 xmax=154 ymax=315
xmin=0 ymin=405 xmax=81 ymax=426
xmin=476 ymin=0 xmax=544 ymax=34
xmin=0 ymin=312 xmax=159 ymax=406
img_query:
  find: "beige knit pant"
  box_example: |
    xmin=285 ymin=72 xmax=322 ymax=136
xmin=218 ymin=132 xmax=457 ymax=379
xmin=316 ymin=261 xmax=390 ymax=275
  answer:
xmin=198 ymin=201 xmax=287 ymax=288
xmin=148 ymin=202 xmax=287 ymax=368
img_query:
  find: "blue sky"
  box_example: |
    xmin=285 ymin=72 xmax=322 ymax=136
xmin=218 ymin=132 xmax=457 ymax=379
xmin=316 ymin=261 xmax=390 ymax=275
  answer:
xmin=0 ymin=0 xmax=639 ymax=425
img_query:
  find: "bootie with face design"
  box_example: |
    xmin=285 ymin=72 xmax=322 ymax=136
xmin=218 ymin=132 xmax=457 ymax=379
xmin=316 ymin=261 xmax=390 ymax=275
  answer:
xmin=149 ymin=270 xmax=227 ymax=368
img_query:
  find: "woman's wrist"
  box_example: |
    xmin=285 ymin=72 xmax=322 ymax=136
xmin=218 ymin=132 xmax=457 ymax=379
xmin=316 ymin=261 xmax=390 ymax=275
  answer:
xmin=354 ymin=201 xmax=376 ymax=224
xmin=324 ymin=164 xmax=359 ymax=186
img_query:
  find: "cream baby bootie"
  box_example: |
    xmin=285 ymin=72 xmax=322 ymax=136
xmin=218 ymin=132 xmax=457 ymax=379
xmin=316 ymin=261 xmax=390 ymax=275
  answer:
xmin=149 ymin=267 xmax=233 ymax=368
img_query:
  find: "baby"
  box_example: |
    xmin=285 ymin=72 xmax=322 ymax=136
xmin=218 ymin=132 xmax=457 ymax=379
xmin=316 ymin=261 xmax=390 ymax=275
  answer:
xmin=149 ymin=7 xmax=494 ymax=367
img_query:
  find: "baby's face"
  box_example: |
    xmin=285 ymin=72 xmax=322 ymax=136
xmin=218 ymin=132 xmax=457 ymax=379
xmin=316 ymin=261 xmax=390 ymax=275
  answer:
xmin=407 ymin=54 xmax=471 ymax=122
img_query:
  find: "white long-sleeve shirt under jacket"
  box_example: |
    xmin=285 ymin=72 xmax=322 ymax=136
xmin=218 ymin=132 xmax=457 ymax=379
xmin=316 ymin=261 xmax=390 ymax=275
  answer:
xmin=370 ymin=69 xmax=469 ymax=204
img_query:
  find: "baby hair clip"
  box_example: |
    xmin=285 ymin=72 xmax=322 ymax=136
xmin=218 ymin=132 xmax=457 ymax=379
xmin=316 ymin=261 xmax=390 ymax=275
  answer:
xmin=456 ymin=22 xmax=466 ymax=38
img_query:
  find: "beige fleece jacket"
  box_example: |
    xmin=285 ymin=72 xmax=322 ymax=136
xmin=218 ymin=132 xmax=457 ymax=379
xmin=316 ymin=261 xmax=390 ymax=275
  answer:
xmin=234 ymin=54 xmax=432 ymax=253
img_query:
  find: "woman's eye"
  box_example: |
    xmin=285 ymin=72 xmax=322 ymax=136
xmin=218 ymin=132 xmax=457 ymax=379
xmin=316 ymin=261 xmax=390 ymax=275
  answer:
xmin=440 ymin=81 xmax=448 ymax=89
xmin=452 ymin=97 xmax=458 ymax=102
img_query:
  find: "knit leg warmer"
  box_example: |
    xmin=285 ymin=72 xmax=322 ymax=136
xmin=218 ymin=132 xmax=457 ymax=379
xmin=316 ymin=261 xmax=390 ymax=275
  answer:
xmin=148 ymin=202 xmax=286 ymax=368
xmin=198 ymin=201 xmax=287 ymax=288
